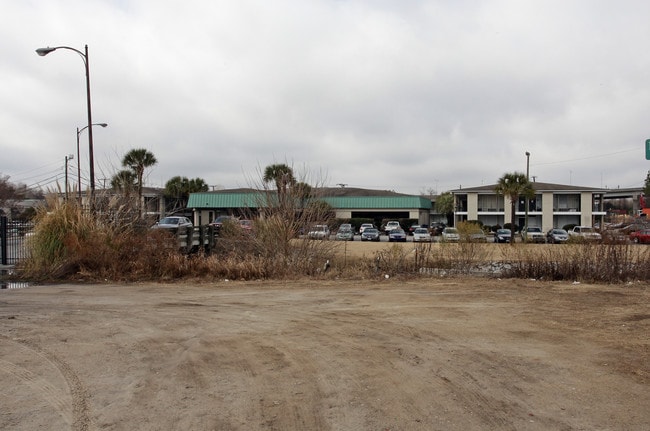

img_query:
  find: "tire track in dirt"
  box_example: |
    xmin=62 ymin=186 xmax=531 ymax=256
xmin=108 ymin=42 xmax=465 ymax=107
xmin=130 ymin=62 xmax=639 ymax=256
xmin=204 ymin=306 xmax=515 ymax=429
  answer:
xmin=0 ymin=335 xmax=92 ymax=431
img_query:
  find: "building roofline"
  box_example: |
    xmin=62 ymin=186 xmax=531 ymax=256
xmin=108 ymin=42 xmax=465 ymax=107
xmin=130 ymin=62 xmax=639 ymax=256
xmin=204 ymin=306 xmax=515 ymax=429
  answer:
xmin=450 ymin=181 xmax=607 ymax=193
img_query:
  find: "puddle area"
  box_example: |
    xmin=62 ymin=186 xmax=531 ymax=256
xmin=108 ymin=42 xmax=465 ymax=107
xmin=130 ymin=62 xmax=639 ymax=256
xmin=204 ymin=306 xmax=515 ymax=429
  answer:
xmin=1 ymin=281 xmax=31 ymax=290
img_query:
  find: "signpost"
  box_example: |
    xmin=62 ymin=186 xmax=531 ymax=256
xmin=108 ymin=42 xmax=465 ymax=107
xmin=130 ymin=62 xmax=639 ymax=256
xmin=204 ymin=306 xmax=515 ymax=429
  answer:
xmin=646 ymin=139 xmax=650 ymax=160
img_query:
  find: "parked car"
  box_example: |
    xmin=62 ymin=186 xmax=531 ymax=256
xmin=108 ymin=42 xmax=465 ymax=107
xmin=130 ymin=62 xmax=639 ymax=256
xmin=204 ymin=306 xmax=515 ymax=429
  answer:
xmin=429 ymin=222 xmax=446 ymax=236
xmin=546 ymin=228 xmax=569 ymax=244
xmin=209 ymin=215 xmax=237 ymax=230
xmin=630 ymin=229 xmax=650 ymax=244
xmin=568 ymin=226 xmax=602 ymax=242
xmin=441 ymin=227 xmax=460 ymax=242
xmin=468 ymin=230 xmax=487 ymax=243
xmin=308 ymin=225 xmax=330 ymax=240
xmin=383 ymin=221 xmax=401 ymax=235
xmin=152 ymin=216 xmax=193 ymax=229
xmin=412 ymin=227 xmax=432 ymax=242
xmin=239 ymin=219 xmax=253 ymax=231
xmin=388 ymin=228 xmax=407 ymax=242
xmin=408 ymin=224 xmax=421 ymax=235
xmin=360 ymin=228 xmax=381 ymax=241
xmin=521 ymin=226 xmax=546 ymax=243
xmin=359 ymin=223 xmax=375 ymax=235
xmin=494 ymin=229 xmax=512 ymax=243
xmin=336 ymin=225 xmax=355 ymax=241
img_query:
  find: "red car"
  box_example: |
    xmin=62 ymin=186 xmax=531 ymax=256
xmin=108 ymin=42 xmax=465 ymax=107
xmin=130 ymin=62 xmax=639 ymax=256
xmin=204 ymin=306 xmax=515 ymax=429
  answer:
xmin=630 ymin=229 xmax=650 ymax=244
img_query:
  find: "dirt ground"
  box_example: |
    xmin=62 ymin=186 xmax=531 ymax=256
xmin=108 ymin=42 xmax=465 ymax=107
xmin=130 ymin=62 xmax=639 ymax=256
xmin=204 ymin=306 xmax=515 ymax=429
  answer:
xmin=1 ymin=244 xmax=649 ymax=430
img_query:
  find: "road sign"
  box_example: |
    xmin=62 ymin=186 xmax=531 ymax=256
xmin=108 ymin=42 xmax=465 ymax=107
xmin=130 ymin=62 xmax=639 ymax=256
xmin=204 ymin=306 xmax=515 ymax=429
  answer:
xmin=646 ymin=139 xmax=650 ymax=160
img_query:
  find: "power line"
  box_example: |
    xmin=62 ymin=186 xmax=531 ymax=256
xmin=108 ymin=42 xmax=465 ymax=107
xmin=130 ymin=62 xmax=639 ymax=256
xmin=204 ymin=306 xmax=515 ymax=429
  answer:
xmin=532 ymin=147 xmax=638 ymax=167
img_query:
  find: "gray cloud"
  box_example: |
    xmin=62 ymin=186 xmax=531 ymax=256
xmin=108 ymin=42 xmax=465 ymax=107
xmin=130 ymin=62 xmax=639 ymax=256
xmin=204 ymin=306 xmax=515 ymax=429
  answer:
xmin=2 ymin=0 xmax=649 ymax=194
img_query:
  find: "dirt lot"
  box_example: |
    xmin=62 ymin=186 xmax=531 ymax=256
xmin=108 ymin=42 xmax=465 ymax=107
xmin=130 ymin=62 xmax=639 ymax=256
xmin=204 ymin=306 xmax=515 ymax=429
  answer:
xmin=1 ymin=243 xmax=649 ymax=430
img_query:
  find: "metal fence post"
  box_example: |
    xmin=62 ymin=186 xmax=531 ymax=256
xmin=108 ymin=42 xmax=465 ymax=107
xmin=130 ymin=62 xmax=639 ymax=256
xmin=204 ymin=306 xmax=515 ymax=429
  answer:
xmin=1 ymin=216 xmax=7 ymax=266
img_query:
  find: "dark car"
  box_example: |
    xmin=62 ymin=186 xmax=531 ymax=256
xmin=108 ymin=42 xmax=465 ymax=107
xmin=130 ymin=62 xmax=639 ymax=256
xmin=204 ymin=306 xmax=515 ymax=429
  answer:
xmin=361 ymin=228 xmax=381 ymax=241
xmin=494 ymin=229 xmax=512 ymax=243
xmin=388 ymin=228 xmax=407 ymax=242
xmin=210 ymin=215 xmax=237 ymax=229
xmin=429 ymin=222 xmax=446 ymax=236
xmin=408 ymin=224 xmax=421 ymax=236
xmin=546 ymin=228 xmax=569 ymax=244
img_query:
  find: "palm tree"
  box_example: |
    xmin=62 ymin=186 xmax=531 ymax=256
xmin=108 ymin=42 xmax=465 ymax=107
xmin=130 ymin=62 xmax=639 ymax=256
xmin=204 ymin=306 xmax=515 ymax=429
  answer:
xmin=435 ymin=192 xmax=455 ymax=226
xmin=294 ymin=181 xmax=312 ymax=209
xmin=494 ymin=172 xmax=534 ymax=245
xmin=111 ymin=169 xmax=137 ymax=198
xmin=164 ymin=176 xmax=209 ymax=212
xmin=122 ymin=148 xmax=157 ymax=217
xmin=263 ymin=163 xmax=295 ymax=204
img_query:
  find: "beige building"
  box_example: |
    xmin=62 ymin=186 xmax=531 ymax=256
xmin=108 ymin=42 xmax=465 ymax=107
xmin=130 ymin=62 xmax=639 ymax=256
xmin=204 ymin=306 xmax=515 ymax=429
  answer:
xmin=450 ymin=182 xmax=607 ymax=231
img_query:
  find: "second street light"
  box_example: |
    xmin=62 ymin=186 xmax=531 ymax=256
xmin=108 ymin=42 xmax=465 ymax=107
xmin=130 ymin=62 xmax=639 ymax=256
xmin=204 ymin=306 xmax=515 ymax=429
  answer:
xmin=65 ymin=154 xmax=74 ymax=201
xmin=77 ymin=123 xmax=108 ymax=204
xmin=525 ymin=151 xmax=531 ymax=240
xmin=36 ymin=44 xmax=98 ymax=205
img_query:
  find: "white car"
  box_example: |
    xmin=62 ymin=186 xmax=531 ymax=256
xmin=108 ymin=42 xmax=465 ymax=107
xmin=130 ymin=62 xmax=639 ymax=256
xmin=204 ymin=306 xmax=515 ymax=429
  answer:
xmin=412 ymin=227 xmax=432 ymax=242
xmin=522 ymin=226 xmax=546 ymax=243
xmin=308 ymin=225 xmax=330 ymax=240
xmin=441 ymin=227 xmax=460 ymax=242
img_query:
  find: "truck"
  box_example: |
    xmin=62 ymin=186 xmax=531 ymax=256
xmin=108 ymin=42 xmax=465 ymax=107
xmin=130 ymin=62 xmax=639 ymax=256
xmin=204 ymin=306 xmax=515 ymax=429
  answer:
xmin=383 ymin=221 xmax=401 ymax=235
xmin=568 ymin=226 xmax=602 ymax=242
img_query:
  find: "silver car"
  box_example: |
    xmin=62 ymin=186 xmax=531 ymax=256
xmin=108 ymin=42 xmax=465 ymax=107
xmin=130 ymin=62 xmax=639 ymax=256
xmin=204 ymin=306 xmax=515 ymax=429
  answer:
xmin=152 ymin=216 xmax=193 ymax=229
xmin=547 ymin=228 xmax=569 ymax=244
xmin=442 ymin=227 xmax=460 ymax=242
xmin=412 ymin=227 xmax=432 ymax=242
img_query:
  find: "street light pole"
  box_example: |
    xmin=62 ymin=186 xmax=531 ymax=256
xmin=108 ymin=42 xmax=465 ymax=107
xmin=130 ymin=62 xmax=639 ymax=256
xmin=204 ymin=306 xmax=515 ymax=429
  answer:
xmin=36 ymin=44 xmax=97 ymax=205
xmin=65 ymin=154 xmax=74 ymax=201
xmin=76 ymin=123 xmax=108 ymax=204
xmin=524 ymin=151 xmax=531 ymax=241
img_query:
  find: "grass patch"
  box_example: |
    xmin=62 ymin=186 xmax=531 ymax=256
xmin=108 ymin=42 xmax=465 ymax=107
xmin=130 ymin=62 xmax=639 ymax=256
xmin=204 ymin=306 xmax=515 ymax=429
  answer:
xmin=17 ymin=198 xmax=650 ymax=283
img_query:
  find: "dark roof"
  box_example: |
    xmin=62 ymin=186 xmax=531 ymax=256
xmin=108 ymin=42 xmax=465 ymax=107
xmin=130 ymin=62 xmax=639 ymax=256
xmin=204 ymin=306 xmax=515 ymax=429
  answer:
xmin=450 ymin=181 xmax=607 ymax=193
xmin=198 ymin=187 xmax=411 ymax=197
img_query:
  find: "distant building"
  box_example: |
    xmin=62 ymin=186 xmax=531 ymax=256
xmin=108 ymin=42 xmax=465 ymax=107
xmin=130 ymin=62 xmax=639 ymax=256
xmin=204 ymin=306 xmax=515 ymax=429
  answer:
xmin=187 ymin=187 xmax=432 ymax=226
xmin=450 ymin=182 xmax=607 ymax=231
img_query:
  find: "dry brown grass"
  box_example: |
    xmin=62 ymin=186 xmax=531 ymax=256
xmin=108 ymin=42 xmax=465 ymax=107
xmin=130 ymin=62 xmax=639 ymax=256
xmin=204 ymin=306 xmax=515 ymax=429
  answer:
xmin=19 ymin=197 xmax=650 ymax=284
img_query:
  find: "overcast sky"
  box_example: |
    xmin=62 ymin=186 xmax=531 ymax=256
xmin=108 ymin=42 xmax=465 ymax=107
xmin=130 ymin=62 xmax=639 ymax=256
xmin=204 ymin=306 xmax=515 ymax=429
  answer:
xmin=2 ymin=1 xmax=650 ymax=196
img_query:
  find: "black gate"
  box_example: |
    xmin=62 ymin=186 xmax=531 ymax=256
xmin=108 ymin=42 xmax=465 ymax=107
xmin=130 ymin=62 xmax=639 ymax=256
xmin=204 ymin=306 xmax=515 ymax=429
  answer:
xmin=0 ymin=216 xmax=34 ymax=266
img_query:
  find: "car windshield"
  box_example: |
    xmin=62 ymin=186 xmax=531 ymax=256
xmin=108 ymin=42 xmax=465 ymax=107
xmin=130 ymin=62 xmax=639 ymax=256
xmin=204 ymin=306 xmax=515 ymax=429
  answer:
xmin=553 ymin=229 xmax=566 ymax=234
xmin=445 ymin=228 xmax=458 ymax=233
xmin=159 ymin=217 xmax=179 ymax=225
xmin=497 ymin=229 xmax=510 ymax=234
xmin=528 ymin=228 xmax=541 ymax=232
xmin=364 ymin=229 xmax=378 ymax=234
xmin=392 ymin=229 xmax=405 ymax=234
xmin=414 ymin=228 xmax=428 ymax=234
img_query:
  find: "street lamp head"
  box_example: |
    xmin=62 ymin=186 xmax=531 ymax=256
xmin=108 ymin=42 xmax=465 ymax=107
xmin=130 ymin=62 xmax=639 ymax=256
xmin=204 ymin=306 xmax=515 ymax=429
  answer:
xmin=98 ymin=123 xmax=108 ymax=128
xmin=36 ymin=47 xmax=56 ymax=56
xmin=525 ymin=151 xmax=530 ymax=157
